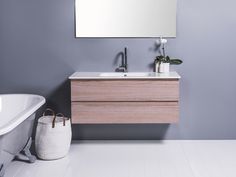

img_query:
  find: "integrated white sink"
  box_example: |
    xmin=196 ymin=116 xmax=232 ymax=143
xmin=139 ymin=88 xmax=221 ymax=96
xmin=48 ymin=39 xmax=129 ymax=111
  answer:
xmin=69 ymin=72 xmax=181 ymax=80
xmin=99 ymin=72 xmax=151 ymax=77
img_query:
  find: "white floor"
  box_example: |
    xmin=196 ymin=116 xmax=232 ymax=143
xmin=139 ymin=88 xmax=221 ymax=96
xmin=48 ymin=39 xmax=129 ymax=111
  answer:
xmin=5 ymin=140 xmax=236 ymax=177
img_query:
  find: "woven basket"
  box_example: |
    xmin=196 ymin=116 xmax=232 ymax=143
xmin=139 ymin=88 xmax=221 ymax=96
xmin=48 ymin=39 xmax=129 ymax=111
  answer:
xmin=35 ymin=109 xmax=72 ymax=160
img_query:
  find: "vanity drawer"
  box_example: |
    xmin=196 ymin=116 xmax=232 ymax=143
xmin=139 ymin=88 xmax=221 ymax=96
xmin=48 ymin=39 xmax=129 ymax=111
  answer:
xmin=72 ymin=102 xmax=179 ymax=124
xmin=71 ymin=80 xmax=179 ymax=102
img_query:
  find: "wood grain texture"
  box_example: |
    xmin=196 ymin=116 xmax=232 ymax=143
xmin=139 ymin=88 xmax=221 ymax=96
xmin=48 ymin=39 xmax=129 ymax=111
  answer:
xmin=72 ymin=102 xmax=179 ymax=124
xmin=71 ymin=80 xmax=179 ymax=102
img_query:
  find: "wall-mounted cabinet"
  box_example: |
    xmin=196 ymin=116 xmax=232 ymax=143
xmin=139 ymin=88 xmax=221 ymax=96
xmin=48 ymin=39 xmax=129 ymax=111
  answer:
xmin=69 ymin=72 xmax=180 ymax=124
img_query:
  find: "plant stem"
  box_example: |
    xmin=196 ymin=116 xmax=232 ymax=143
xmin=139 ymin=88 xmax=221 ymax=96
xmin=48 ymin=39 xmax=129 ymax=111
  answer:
xmin=162 ymin=44 xmax=166 ymax=58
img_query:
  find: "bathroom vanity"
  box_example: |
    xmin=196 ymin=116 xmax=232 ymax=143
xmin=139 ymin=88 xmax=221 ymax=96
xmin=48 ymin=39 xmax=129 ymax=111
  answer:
xmin=69 ymin=72 xmax=180 ymax=124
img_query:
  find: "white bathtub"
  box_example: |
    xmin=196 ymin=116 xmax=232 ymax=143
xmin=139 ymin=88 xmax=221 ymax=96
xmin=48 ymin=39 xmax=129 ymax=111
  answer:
xmin=0 ymin=94 xmax=45 ymax=177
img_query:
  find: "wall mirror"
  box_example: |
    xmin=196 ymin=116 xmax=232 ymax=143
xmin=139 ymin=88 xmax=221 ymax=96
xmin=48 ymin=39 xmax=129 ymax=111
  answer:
xmin=75 ymin=0 xmax=176 ymax=38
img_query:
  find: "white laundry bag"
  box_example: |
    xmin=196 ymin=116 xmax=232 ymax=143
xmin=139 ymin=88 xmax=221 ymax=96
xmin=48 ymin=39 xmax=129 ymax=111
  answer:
xmin=35 ymin=109 xmax=72 ymax=160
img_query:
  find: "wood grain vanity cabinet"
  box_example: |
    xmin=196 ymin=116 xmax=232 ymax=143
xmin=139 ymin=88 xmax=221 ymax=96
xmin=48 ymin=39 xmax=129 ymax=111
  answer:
xmin=70 ymin=72 xmax=180 ymax=124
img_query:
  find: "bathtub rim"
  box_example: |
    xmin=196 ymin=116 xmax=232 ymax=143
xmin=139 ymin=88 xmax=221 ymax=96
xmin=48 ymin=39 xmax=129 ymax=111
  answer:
xmin=0 ymin=94 xmax=46 ymax=136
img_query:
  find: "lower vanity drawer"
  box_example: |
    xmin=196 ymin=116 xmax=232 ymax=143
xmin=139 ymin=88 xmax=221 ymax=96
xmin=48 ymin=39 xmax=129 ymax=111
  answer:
xmin=71 ymin=102 xmax=179 ymax=124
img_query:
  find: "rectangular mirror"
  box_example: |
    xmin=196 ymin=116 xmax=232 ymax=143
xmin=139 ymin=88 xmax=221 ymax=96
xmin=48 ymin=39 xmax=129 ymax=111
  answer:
xmin=75 ymin=0 xmax=176 ymax=38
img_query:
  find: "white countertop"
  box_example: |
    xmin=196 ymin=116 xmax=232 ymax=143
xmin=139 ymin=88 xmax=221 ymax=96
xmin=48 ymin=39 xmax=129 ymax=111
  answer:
xmin=69 ymin=72 xmax=181 ymax=79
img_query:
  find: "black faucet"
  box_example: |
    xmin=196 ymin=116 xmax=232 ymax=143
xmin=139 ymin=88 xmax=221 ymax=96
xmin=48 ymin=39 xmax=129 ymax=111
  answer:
xmin=116 ymin=47 xmax=128 ymax=72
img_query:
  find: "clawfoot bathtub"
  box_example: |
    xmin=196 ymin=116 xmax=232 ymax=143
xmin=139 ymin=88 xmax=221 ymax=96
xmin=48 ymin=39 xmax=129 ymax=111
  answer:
xmin=0 ymin=94 xmax=45 ymax=177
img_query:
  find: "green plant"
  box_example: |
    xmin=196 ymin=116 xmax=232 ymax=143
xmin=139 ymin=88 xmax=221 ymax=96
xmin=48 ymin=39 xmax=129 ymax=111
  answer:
xmin=154 ymin=41 xmax=183 ymax=65
xmin=155 ymin=55 xmax=183 ymax=65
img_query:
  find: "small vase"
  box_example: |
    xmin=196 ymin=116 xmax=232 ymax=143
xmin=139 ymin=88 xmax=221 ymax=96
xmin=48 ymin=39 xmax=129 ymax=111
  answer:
xmin=157 ymin=63 xmax=169 ymax=73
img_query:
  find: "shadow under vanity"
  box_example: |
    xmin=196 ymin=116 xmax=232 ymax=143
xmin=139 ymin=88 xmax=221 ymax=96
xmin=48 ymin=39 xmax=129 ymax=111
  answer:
xmin=69 ymin=72 xmax=180 ymax=124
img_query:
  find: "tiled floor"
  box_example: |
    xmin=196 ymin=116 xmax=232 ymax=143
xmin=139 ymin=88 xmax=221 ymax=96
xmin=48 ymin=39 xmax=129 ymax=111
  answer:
xmin=5 ymin=140 xmax=236 ymax=177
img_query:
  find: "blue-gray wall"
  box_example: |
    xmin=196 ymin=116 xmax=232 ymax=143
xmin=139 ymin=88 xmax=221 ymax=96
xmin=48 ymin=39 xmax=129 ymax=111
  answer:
xmin=1 ymin=0 xmax=236 ymax=139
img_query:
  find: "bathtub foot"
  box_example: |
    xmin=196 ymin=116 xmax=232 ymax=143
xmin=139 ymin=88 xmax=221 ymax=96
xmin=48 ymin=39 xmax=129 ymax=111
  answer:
xmin=22 ymin=137 xmax=36 ymax=163
xmin=0 ymin=164 xmax=5 ymax=177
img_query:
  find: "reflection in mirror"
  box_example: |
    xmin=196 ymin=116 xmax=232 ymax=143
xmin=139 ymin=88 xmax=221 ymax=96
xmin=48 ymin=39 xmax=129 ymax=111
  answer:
xmin=75 ymin=0 xmax=176 ymax=38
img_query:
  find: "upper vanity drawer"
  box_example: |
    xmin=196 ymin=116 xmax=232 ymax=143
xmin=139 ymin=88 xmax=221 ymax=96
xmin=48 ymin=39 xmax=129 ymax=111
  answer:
xmin=71 ymin=80 xmax=179 ymax=101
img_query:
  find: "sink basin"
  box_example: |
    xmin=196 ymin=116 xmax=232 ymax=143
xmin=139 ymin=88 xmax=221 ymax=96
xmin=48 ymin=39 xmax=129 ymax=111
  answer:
xmin=99 ymin=72 xmax=151 ymax=77
xmin=69 ymin=72 xmax=181 ymax=80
